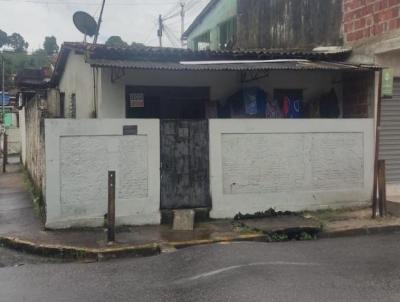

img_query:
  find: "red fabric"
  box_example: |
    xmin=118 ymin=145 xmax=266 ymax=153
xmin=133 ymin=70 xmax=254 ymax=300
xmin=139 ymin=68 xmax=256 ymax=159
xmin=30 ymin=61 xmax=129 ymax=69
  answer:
xmin=283 ymin=96 xmax=289 ymax=118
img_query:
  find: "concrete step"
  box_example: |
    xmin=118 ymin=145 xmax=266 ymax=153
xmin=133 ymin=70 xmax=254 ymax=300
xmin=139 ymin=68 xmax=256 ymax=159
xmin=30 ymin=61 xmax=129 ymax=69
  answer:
xmin=172 ymin=209 xmax=195 ymax=231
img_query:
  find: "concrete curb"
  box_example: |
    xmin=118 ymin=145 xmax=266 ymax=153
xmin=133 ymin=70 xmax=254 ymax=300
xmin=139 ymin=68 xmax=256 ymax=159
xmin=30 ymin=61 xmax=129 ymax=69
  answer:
xmin=0 ymin=233 xmax=270 ymax=260
xmin=319 ymin=225 xmax=400 ymax=238
xmin=1 ymin=225 xmax=400 ymax=260
xmin=0 ymin=237 xmax=161 ymax=260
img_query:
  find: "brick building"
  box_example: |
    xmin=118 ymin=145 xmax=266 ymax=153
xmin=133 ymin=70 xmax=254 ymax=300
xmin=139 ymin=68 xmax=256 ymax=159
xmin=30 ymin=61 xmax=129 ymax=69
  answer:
xmin=343 ymin=0 xmax=400 ymax=44
xmin=342 ymin=0 xmax=400 ymax=191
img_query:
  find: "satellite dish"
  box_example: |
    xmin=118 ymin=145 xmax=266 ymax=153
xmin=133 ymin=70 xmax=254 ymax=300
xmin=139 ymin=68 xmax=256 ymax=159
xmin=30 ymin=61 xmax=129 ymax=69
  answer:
xmin=73 ymin=11 xmax=98 ymax=37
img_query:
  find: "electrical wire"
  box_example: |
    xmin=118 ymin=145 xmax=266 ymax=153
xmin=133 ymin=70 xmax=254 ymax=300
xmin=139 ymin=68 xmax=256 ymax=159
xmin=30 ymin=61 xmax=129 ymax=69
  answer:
xmin=163 ymin=24 xmax=180 ymax=47
xmin=0 ymin=0 xmax=178 ymax=6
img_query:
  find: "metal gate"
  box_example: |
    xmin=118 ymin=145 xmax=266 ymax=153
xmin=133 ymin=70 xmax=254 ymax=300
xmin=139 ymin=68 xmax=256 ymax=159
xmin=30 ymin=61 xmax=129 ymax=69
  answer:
xmin=160 ymin=120 xmax=211 ymax=209
xmin=380 ymin=78 xmax=400 ymax=183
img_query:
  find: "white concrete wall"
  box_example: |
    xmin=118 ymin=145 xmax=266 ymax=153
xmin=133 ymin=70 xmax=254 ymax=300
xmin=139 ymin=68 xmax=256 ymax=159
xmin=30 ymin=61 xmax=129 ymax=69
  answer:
xmin=45 ymin=119 xmax=160 ymax=229
xmin=209 ymin=119 xmax=375 ymax=218
xmin=58 ymin=52 xmax=96 ymax=119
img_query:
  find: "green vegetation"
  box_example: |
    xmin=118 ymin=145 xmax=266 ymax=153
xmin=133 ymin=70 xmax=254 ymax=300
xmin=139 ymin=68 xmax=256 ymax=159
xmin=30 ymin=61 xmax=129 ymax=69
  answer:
xmin=0 ymin=30 xmax=8 ymax=48
xmin=7 ymin=33 xmax=29 ymax=52
xmin=1 ymin=29 xmax=59 ymax=90
xmin=22 ymin=168 xmax=46 ymax=223
xmin=299 ymin=232 xmax=315 ymax=241
xmin=43 ymin=36 xmax=59 ymax=55
xmin=1 ymin=50 xmax=49 ymax=90
xmin=269 ymin=233 xmax=289 ymax=242
xmin=105 ymin=36 xmax=129 ymax=47
xmin=303 ymin=207 xmax=358 ymax=222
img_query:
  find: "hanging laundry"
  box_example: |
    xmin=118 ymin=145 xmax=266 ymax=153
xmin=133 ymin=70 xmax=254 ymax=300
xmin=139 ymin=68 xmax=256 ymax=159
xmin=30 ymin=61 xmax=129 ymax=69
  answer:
xmin=243 ymin=87 xmax=267 ymax=116
xmin=309 ymin=99 xmax=320 ymax=118
xmin=283 ymin=96 xmax=290 ymax=118
xmin=288 ymin=97 xmax=301 ymax=118
xmin=320 ymin=89 xmax=340 ymax=118
xmin=226 ymin=87 xmax=267 ymax=117
xmin=266 ymin=99 xmax=283 ymax=118
xmin=244 ymin=90 xmax=258 ymax=115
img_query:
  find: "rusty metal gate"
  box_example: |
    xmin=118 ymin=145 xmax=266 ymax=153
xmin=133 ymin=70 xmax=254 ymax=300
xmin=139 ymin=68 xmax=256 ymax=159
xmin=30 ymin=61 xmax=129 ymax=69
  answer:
xmin=160 ymin=120 xmax=210 ymax=209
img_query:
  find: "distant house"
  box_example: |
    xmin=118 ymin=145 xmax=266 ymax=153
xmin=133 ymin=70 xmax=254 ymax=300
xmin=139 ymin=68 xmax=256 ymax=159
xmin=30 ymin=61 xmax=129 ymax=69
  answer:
xmin=182 ymin=0 xmax=343 ymax=51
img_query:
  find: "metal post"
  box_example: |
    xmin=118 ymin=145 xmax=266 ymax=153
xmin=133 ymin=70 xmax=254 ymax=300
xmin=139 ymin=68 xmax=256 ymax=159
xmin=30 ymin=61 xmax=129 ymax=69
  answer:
xmin=2 ymin=133 xmax=7 ymax=173
xmin=107 ymin=171 xmax=116 ymax=243
xmin=372 ymin=70 xmax=383 ymax=218
xmin=158 ymin=14 xmax=163 ymax=48
xmin=378 ymin=160 xmax=387 ymax=217
xmin=93 ymin=0 xmax=106 ymax=45
xmin=180 ymin=2 xmax=185 ymax=48
xmin=1 ymin=55 xmax=4 ymax=125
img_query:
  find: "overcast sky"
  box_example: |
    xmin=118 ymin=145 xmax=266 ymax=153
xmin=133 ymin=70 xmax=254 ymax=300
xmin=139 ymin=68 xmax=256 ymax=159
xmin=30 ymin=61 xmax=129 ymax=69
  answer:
xmin=0 ymin=0 xmax=209 ymax=51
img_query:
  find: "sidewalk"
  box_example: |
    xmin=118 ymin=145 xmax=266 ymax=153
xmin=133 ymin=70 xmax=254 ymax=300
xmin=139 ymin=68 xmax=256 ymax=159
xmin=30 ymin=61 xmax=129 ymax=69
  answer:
xmin=1 ymin=165 xmax=400 ymax=260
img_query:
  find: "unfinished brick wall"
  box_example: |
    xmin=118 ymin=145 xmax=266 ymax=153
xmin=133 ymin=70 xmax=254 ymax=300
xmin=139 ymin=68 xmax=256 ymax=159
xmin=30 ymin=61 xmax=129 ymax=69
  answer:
xmin=343 ymin=0 xmax=400 ymax=43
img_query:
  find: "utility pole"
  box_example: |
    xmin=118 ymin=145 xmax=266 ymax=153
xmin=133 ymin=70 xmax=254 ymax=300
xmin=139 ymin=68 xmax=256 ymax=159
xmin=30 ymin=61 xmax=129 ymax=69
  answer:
xmin=94 ymin=0 xmax=106 ymax=45
xmin=180 ymin=1 xmax=185 ymax=48
xmin=1 ymin=55 xmax=4 ymax=125
xmin=157 ymin=14 xmax=163 ymax=47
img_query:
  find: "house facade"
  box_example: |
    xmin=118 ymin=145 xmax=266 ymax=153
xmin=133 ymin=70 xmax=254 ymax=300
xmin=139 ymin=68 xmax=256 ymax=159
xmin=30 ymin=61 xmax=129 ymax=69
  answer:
xmin=16 ymin=42 xmax=379 ymax=229
xmin=184 ymin=0 xmax=400 ymax=204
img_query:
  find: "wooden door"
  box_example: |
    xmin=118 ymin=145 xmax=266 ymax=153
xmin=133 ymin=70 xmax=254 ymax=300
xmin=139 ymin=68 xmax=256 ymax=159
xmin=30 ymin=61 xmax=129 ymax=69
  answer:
xmin=160 ymin=120 xmax=210 ymax=209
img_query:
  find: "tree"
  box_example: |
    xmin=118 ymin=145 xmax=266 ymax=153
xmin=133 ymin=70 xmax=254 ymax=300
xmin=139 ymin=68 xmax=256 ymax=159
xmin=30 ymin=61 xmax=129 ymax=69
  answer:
xmin=0 ymin=29 xmax=8 ymax=48
xmin=43 ymin=36 xmax=59 ymax=55
xmin=105 ymin=36 xmax=128 ymax=47
xmin=7 ymin=33 xmax=29 ymax=52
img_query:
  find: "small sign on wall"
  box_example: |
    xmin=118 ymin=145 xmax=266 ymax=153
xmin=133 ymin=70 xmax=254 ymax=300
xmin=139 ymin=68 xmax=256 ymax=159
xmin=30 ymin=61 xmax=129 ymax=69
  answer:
xmin=123 ymin=125 xmax=138 ymax=135
xmin=129 ymin=93 xmax=145 ymax=108
xmin=382 ymin=68 xmax=394 ymax=97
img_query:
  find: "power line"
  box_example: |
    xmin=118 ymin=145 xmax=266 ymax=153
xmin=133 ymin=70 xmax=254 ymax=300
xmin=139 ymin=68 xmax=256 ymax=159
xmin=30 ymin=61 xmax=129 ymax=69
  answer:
xmin=0 ymin=0 xmax=178 ymax=6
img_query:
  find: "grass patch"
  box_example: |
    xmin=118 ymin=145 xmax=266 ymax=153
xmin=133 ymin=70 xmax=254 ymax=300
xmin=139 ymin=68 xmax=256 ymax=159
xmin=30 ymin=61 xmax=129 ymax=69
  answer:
xmin=302 ymin=206 xmax=368 ymax=230
xmin=269 ymin=233 xmax=289 ymax=242
xmin=303 ymin=207 xmax=361 ymax=222
xmin=232 ymin=221 xmax=263 ymax=235
xmin=22 ymin=168 xmax=46 ymax=223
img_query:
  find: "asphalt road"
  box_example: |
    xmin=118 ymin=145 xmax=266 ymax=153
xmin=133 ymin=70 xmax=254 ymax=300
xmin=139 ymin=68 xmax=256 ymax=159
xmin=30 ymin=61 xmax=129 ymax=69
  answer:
xmin=1 ymin=234 xmax=400 ymax=302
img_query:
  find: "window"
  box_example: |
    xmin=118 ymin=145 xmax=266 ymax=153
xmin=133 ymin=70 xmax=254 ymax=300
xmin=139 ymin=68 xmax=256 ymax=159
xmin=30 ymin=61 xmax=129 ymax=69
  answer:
xmin=219 ymin=17 xmax=237 ymax=50
xmin=193 ymin=31 xmax=211 ymax=51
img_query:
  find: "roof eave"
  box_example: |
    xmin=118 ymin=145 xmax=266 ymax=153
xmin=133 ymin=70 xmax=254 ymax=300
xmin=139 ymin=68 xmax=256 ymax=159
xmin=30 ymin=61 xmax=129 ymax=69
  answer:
xmin=182 ymin=0 xmax=221 ymax=39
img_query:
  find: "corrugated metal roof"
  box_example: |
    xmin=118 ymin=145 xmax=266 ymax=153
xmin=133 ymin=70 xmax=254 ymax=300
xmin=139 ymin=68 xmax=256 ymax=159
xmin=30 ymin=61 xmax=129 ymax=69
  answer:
xmin=60 ymin=42 xmax=351 ymax=61
xmin=87 ymin=59 xmax=380 ymax=72
xmin=49 ymin=42 xmax=366 ymax=86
